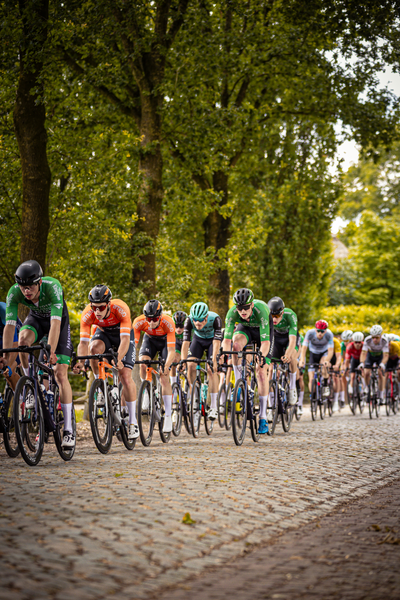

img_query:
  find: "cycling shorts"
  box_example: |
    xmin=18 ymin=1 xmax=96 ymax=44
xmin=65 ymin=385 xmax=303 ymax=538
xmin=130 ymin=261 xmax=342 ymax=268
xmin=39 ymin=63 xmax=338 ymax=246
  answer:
xmin=139 ymin=333 xmax=168 ymax=361
xmin=386 ymin=356 xmax=399 ymax=371
xmin=268 ymin=331 xmax=300 ymax=361
xmin=175 ymin=338 xmax=183 ymax=354
xmin=330 ymin=352 xmax=337 ymax=367
xmin=92 ymin=328 xmax=136 ymax=369
xmin=350 ymin=356 xmax=360 ymax=373
xmin=20 ymin=311 xmax=73 ymax=365
xmin=188 ymin=334 xmax=214 ymax=360
xmin=365 ymin=351 xmax=382 ymax=370
xmin=309 ymin=351 xmax=328 ymax=369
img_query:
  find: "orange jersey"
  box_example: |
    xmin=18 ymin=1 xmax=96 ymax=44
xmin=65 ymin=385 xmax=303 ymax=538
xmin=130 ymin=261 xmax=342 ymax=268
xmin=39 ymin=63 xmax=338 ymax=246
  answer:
xmin=133 ymin=314 xmax=175 ymax=346
xmin=80 ymin=299 xmax=132 ymax=342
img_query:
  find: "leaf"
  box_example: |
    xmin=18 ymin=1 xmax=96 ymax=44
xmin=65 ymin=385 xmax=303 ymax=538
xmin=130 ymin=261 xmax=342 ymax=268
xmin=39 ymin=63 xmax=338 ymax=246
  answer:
xmin=182 ymin=512 xmax=196 ymax=525
xmin=114 ymin=473 xmax=124 ymax=478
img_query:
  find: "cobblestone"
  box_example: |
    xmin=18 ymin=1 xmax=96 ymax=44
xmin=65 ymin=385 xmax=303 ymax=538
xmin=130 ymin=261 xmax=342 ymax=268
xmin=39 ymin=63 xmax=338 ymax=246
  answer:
xmin=0 ymin=407 xmax=399 ymax=599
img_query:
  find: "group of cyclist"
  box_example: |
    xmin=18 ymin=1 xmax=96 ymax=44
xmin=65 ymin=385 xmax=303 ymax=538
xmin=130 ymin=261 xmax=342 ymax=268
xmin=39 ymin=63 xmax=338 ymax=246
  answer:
xmin=1 ymin=259 xmax=399 ymax=453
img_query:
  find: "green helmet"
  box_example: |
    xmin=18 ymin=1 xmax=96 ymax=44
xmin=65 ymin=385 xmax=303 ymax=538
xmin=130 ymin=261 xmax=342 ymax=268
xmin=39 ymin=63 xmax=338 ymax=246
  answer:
xmin=190 ymin=302 xmax=209 ymax=322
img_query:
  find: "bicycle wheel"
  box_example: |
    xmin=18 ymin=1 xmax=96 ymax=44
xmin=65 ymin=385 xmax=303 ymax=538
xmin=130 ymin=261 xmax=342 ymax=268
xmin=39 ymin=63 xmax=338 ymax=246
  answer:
xmin=231 ymin=379 xmax=247 ymax=446
xmin=250 ymin=385 xmax=260 ymax=442
xmin=3 ymin=386 xmax=20 ymax=458
xmin=14 ymin=376 xmax=44 ymax=466
xmin=119 ymin=415 xmax=136 ymax=450
xmin=217 ymin=383 xmax=226 ymax=429
xmin=349 ymin=389 xmax=357 ymax=415
xmin=225 ymin=382 xmax=233 ymax=430
xmin=159 ymin=398 xmax=171 ymax=443
xmin=294 ymin=404 xmax=302 ymax=421
xmin=88 ymin=379 xmax=112 ymax=453
xmin=54 ymin=389 xmax=77 ymax=461
xmin=281 ymin=380 xmax=292 ymax=433
xmin=182 ymin=390 xmax=192 ymax=435
xmin=392 ymin=380 xmax=399 ymax=414
xmin=368 ymin=384 xmax=374 ymax=419
xmin=204 ymin=385 xmax=214 ymax=436
xmin=385 ymin=378 xmax=392 ymax=416
xmin=137 ymin=380 xmax=155 ymax=446
xmin=268 ymin=380 xmax=279 ymax=436
xmin=190 ymin=380 xmax=201 ymax=438
xmin=171 ymin=382 xmax=183 ymax=437
xmin=310 ymin=380 xmax=318 ymax=421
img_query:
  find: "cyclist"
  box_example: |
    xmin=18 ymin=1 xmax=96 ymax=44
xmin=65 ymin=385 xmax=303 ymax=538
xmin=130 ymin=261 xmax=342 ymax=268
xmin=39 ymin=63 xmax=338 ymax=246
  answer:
xmin=181 ymin=302 xmax=223 ymax=420
xmin=133 ymin=300 xmax=176 ymax=433
xmin=74 ymin=285 xmax=138 ymax=440
xmin=0 ymin=301 xmax=21 ymax=390
xmin=0 ymin=260 xmax=74 ymax=448
xmin=330 ymin=336 xmax=342 ymax=412
xmin=170 ymin=310 xmax=187 ymax=386
xmin=385 ymin=336 xmax=400 ymax=386
xmin=299 ymin=320 xmax=334 ymax=400
xmin=267 ymin=296 xmax=299 ymax=405
xmin=345 ymin=332 xmax=364 ymax=395
xmin=296 ymin=333 xmax=305 ymax=415
xmin=340 ymin=330 xmax=353 ymax=405
xmin=221 ymin=288 xmax=273 ymax=435
xmin=359 ymin=325 xmax=389 ymax=404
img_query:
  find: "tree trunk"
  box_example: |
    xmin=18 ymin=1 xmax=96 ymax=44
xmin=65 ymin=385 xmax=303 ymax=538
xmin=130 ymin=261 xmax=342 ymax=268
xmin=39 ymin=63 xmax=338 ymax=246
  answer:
xmin=13 ymin=0 xmax=51 ymax=268
xmin=204 ymin=171 xmax=231 ymax=319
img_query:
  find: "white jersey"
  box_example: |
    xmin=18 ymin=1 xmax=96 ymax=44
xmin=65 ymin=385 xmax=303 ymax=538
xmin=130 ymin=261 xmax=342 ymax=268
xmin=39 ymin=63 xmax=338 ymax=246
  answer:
xmin=362 ymin=335 xmax=389 ymax=356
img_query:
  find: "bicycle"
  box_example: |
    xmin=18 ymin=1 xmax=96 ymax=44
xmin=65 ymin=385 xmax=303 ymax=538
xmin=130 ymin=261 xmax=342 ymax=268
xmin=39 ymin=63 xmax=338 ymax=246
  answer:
xmin=0 ymin=366 xmax=19 ymax=457
xmin=269 ymin=360 xmax=295 ymax=434
xmin=218 ymin=348 xmax=261 ymax=446
xmin=308 ymin=363 xmax=328 ymax=421
xmin=217 ymin=363 xmax=233 ymax=430
xmin=293 ymin=367 xmax=304 ymax=421
xmin=170 ymin=362 xmax=192 ymax=436
xmin=180 ymin=358 xmax=214 ymax=438
xmin=327 ymin=367 xmax=341 ymax=417
xmin=136 ymin=359 xmax=171 ymax=446
xmin=385 ymin=367 xmax=399 ymax=416
xmin=4 ymin=343 xmax=77 ymax=467
xmin=348 ymin=367 xmax=365 ymax=415
xmin=367 ymin=364 xmax=380 ymax=419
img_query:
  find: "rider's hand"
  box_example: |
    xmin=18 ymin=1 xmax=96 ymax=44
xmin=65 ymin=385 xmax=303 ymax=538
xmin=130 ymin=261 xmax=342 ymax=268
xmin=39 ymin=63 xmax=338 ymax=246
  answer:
xmin=0 ymin=357 xmax=8 ymax=370
xmin=73 ymin=360 xmax=84 ymax=374
xmin=117 ymin=359 xmax=124 ymax=370
xmin=281 ymin=353 xmax=290 ymax=364
xmin=49 ymin=352 xmax=58 ymax=365
xmin=358 ymin=362 xmax=364 ymax=370
xmin=379 ymin=362 xmax=386 ymax=372
xmin=298 ymin=360 xmax=305 ymax=369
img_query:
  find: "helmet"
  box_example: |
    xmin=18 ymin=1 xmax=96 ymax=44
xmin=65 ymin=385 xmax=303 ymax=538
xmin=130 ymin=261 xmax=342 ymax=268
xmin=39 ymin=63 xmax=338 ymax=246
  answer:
xmin=315 ymin=320 xmax=328 ymax=330
xmin=370 ymin=325 xmax=383 ymax=336
xmin=268 ymin=296 xmax=285 ymax=315
xmin=352 ymin=331 xmax=364 ymax=342
xmin=341 ymin=330 xmax=353 ymax=341
xmin=143 ymin=299 xmax=162 ymax=319
xmin=190 ymin=302 xmax=208 ymax=322
xmin=89 ymin=285 xmax=112 ymax=304
xmin=233 ymin=288 xmax=254 ymax=306
xmin=14 ymin=260 xmax=43 ymax=286
xmin=173 ymin=310 xmax=187 ymax=327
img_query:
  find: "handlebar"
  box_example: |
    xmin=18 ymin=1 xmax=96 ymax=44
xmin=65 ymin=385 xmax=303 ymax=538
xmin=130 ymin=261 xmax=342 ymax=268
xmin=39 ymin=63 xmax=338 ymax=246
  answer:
xmin=71 ymin=348 xmax=118 ymax=370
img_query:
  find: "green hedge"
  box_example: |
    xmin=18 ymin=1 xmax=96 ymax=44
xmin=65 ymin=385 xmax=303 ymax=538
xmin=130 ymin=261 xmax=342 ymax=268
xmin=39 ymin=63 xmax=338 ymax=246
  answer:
xmin=303 ymin=305 xmax=400 ymax=336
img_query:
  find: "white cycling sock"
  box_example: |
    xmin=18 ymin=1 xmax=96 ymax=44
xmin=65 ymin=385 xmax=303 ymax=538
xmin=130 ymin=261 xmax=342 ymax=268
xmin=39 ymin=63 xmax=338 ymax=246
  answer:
xmin=126 ymin=401 xmax=137 ymax=425
xmin=23 ymin=366 xmax=29 ymax=377
xmin=163 ymin=395 xmax=172 ymax=417
xmin=259 ymin=395 xmax=268 ymax=420
xmin=290 ymin=372 xmax=296 ymax=389
xmin=210 ymin=392 xmax=218 ymax=410
xmin=298 ymin=391 xmax=304 ymax=407
xmin=333 ymin=392 xmax=339 ymax=402
xmin=170 ymin=375 xmax=177 ymax=385
xmin=220 ymin=387 xmax=226 ymax=404
xmin=233 ymin=365 xmax=242 ymax=383
xmin=94 ymin=374 xmax=99 ymax=379
xmin=61 ymin=403 xmax=72 ymax=432
xmin=340 ymin=391 xmax=345 ymax=403
xmin=380 ymin=390 xmax=385 ymax=399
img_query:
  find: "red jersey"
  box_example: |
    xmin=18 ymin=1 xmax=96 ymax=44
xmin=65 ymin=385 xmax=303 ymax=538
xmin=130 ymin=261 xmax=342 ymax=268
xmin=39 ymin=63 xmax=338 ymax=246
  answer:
xmin=345 ymin=341 xmax=362 ymax=361
xmin=133 ymin=314 xmax=175 ymax=347
xmin=80 ymin=299 xmax=131 ymax=342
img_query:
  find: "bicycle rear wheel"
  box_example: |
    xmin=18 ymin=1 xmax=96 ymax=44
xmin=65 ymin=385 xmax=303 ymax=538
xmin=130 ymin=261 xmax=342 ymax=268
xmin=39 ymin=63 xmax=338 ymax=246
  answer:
xmin=310 ymin=380 xmax=318 ymax=421
xmin=349 ymin=390 xmax=357 ymax=415
xmin=182 ymin=389 xmax=192 ymax=435
xmin=217 ymin=383 xmax=226 ymax=428
xmin=89 ymin=379 xmax=112 ymax=453
xmin=250 ymin=385 xmax=260 ymax=442
xmin=268 ymin=380 xmax=279 ymax=436
xmin=54 ymin=388 xmax=77 ymax=461
xmin=368 ymin=384 xmax=374 ymax=419
xmin=281 ymin=379 xmax=292 ymax=433
xmin=392 ymin=380 xmax=399 ymax=414
xmin=320 ymin=399 xmax=327 ymax=420
xmin=190 ymin=381 xmax=201 ymax=438
xmin=119 ymin=414 xmax=136 ymax=450
xmin=171 ymin=382 xmax=183 ymax=437
xmin=137 ymin=380 xmax=155 ymax=446
xmin=232 ymin=379 xmax=247 ymax=446
xmin=3 ymin=386 xmax=20 ymax=458
xmin=204 ymin=384 xmax=214 ymax=436
xmin=225 ymin=382 xmax=233 ymax=430
xmin=14 ymin=376 xmax=44 ymax=466
xmin=385 ymin=378 xmax=392 ymax=416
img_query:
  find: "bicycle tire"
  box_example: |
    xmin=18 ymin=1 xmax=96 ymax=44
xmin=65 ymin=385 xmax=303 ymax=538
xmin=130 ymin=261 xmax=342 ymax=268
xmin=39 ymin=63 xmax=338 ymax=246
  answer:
xmin=393 ymin=380 xmax=399 ymax=414
xmin=368 ymin=383 xmax=374 ymax=419
xmin=217 ymin=383 xmax=226 ymax=429
xmin=385 ymin=378 xmax=392 ymax=416
xmin=268 ymin=380 xmax=279 ymax=436
xmin=231 ymin=379 xmax=247 ymax=446
xmin=281 ymin=378 xmax=292 ymax=433
xmin=53 ymin=388 xmax=77 ymax=461
xmin=204 ymin=384 xmax=214 ymax=436
xmin=88 ymin=379 xmax=112 ymax=453
xmin=190 ymin=380 xmax=201 ymax=438
xmin=310 ymin=380 xmax=318 ymax=421
xmin=14 ymin=376 xmax=44 ymax=466
xmin=119 ymin=417 xmax=136 ymax=450
xmin=171 ymin=382 xmax=183 ymax=437
xmin=349 ymin=389 xmax=357 ymax=415
xmin=3 ymin=386 xmax=20 ymax=458
xmin=249 ymin=384 xmax=260 ymax=442
xmin=137 ymin=380 xmax=155 ymax=446
xmin=225 ymin=382 xmax=233 ymax=430
xmin=182 ymin=389 xmax=192 ymax=435
xmin=294 ymin=404 xmax=302 ymax=421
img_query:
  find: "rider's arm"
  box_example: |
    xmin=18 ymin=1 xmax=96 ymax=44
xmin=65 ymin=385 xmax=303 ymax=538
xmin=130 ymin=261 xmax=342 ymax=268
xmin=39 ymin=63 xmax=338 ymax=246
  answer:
xmin=48 ymin=319 xmax=62 ymax=360
xmin=359 ymin=350 xmax=367 ymax=364
xmin=299 ymin=342 xmax=308 ymax=367
xmin=1 ymin=324 xmax=16 ymax=363
xmin=181 ymin=341 xmax=190 ymax=361
xmin=382 ymin=351 xmax=389 ymax=366
xmin=260 ymin=340 xmax=270 ymax=363
xmin=284 ymin=334 xmax=297 ymax=359
xmin=116 ymin=335 xmax=131 ymax=368
xmin=181 ymin=318 xmax=192 ymax=361
xmin=165 ymin=346 xmax=175 ymax=371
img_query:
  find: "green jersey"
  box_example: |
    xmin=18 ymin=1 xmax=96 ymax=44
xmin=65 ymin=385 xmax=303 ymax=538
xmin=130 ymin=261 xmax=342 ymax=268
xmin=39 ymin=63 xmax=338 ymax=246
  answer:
xmin=273 ymin=308 xmax=298 ymax=336
xmin=224 ymin=299 xmax=271 ymax=342
xmin=6 ymin=277 xmax=65 ymax=325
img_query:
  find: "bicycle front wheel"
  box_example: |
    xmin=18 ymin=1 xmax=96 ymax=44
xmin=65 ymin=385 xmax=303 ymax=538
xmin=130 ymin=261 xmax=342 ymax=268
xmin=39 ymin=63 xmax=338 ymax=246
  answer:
xmin=14 ymin=376 xmax=44 ymax=466
xmin=310 ymin=380 xmax=318 ymax=421
xmin=137 ymin=380 xmax=155 ymax=446
xmin=89 ymin=379 xmax=112 ymax=453
xmin=225 ymin=382 xmax=233 ymax=430
xmin=217 ymin=384 xmax=226 ymax=429
xmin=171 ymin=382 xmax=183 ymax=437
xmin=268 ymin=380 xmax=279 ymax=436
xmin=190 ymin=381 xmax=201 ymax=438
xmin=3 ymin=386 xmax=20 ymax=458
xmin=320 ymin=399 xmax=327 ymax=420
xmin=385 ymin=378 xmax=392 ymax=416
xmin=231 ymin=379 xmax=247 ymax=446
xmin=204 ymin=385 xmax=214 ymax=436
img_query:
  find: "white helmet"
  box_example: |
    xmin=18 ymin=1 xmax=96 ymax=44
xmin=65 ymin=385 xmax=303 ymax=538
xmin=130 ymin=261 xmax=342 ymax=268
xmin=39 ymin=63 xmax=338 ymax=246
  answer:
xmin=385 ymin=333 xmax=396 ymax=343
xmin=370 ymin=325 xmax=383 ymax=336
xmin=352 ymin=331 xmax=364 ymax=342
xmin=341 ymin=330 xmax=353 ymax=341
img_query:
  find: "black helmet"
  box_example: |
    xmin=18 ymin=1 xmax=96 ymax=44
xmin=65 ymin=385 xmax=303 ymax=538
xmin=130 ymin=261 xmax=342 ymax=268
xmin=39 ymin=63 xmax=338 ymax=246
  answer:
xmin=15 ymin=260 xmax=43 ymax=286
xmin=268 ymin=296 xmax=285 ymax=316
xmin=173 ymin=310 xmax=187 ymax=327
xmin=88 ymin=284 xmax=112 ymax=304
xmin=144 ymin=299 xmax=162 ymax=318
xmin=233 ymin=288 xmax=254 ymax=306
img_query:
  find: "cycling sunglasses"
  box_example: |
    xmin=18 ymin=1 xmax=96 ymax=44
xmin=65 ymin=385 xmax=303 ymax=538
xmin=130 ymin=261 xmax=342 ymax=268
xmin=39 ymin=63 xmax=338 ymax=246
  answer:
xmin=146 ymin=316 xmax=160 ymax=322
xmin=237 ymin=304 xmax=251 ymax=312
xmin=316 ymin=329 xmax=326 ymax=333
xmin=91 ymin=303 xmax=108 ymax=312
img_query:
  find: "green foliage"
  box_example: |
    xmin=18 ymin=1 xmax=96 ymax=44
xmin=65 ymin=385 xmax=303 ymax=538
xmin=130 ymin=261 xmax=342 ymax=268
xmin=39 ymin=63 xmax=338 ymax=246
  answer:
xmin=319 ymin=305 xmax=400 ymax=337
xmin=328 ymin=258 xmax=360 ymax=306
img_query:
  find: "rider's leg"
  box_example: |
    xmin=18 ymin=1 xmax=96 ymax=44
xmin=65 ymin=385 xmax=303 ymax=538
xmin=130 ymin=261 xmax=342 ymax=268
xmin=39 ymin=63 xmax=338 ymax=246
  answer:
xmin=89 ymin=338 xmax=106 ymax=377
xmin=231 ymin=334 xmax=248 ymax=382
xmin=119 ymin=367 xmax=137 ymax=425
xmin=55 ymin=362 xmax=73 ymax=432
xmin=18 ymin=328 xmax=36 ymax=373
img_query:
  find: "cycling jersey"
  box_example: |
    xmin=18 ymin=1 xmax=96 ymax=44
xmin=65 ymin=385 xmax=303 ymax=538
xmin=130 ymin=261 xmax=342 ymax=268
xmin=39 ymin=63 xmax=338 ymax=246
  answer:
xmin=303 ymin=328 xmax=334 ymax=354
xmin=333 ymin=338 xmax=341 ymax=353
xmin=362 ymin=335 xmax=389 ymax=356
xmin=183 ymin=312 xmax=223 ymax=342
xmin=133 ymin=314 xmax=175 ymax=347
xmin=273 ymin=308 xmax=298 ymax=336
xmin=340 ymin=341 xmax=347 ymax=357
xmin=80 ymin=300 xmax=132 ymax=342
xmin=6 ymin=277 xmax=65 ymax=325
xmin=345 ymin=341 xmax=362 ymax=360
xmin=224 ymin=299 xmax=271 ymax=342
xmin=389 ymin=341 xmax=400 ymax=357
xmin=0 ymin=301 xmax=20 ymax=343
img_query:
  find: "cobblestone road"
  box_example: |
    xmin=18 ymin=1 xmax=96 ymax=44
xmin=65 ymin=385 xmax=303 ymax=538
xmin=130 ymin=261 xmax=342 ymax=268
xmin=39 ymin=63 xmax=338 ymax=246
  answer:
xmin=1 ymin=407 xmax=399 ymax=600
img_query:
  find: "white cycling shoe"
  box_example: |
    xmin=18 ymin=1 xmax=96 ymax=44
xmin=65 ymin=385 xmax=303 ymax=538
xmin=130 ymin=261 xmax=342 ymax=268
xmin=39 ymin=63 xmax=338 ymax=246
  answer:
xmin=162 ymin=415 xmax=172 ymax=433
xmin=288 ymin=389 xmax=298 ymax=405
xmin=128 ymin=424 xmax=139 ymax=440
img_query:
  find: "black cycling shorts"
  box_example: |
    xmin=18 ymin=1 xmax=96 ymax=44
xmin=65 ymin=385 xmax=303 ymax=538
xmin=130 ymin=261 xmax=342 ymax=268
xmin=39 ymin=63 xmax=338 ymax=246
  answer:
xmin=139 ymin=333 xmax=168 ymax=361
xmin=175 ymin=338 xmax=183 ymax=354
xmin=350 ymin=356 xmax=360 ymax=373
xmin=233 ymin=315 xmax=274 ymax=354
xmin=365 ymin=351 xmax=382 ymax=370
xmin=330 ymin=352 xmax=337 ymax=367
xmin=309 ymin=350 xmax=328 ymax=368
xmin=188 ymin=335 xmax=214 ymax=360
xmin=92 ymin=328 xmax=136 ymax=369
xmin=21 ymin=306 xmax=73 ymax=365
xmin=386 ymin=356 xmax=399 ymax=371
xmin=268 ymin=331 xmax=300 ymax=361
